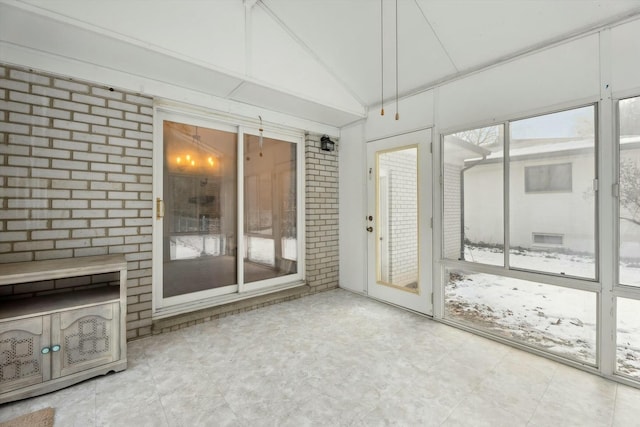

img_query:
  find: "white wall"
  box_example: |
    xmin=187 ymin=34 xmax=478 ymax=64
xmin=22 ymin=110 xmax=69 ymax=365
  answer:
xmin=438 ymin=34 xmax=600 ymax=132
xmin=338 ymin=16 xmax=640 ymax=293
xmin=365 ymin=90 xmax=434 ymax=141
xmin=464 ymin=154 xmax=596 ymax=254
xmin=611 ymin=19 xmax=640 ymax=96
xmin=338 ymin=123 xmax=367 ymax=292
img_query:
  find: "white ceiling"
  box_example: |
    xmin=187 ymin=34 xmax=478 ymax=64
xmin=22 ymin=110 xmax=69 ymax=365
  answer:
xmin=2 ymin=0 xmax=640 ymax=127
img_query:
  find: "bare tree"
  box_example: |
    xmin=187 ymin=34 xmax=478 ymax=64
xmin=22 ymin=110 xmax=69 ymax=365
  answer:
xmin=621 ymin=97 xmax=640 ymax=136
xmin=620 ymin=158 xmax=640 ymax=226
xmin=454 ymin=126 xmax=500 ymax=147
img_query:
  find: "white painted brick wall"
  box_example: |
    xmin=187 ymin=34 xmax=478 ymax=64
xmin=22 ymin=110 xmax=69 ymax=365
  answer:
xmin=1 ymin=64 xmax=341 ymax=339
xmin=0 ymin=64 xmax=153 ymax=339
xmin=443 ymin=162 xmax=462 ymax=259
xmin=305 ymin=134 xmax=339 ymax=292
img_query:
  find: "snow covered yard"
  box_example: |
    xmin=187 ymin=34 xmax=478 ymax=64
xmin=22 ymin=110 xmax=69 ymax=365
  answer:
xmin=446 ymin=246 xmax=640 ymax=378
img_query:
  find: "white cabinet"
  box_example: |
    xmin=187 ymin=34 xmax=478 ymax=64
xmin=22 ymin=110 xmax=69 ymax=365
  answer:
xmin=0 ymin=255 xmax=127 ymax=404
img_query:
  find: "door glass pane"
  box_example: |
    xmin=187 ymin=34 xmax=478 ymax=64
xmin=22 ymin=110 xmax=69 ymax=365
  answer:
xmin=443 ymin=125 xmax=504 ymax=266
xmin=445 ymin=267 xmax=597 ymax=364
xmin=619 ymin=96 xmax=640 ymax=287
xmin=617 ymin=297 xmax=640 ymax=379
xmin=509 ymin=106 xmax=596 ymax=279
xmin=243 ymin=134 xmax=297 ymax=283
xmin=376 ymin=146 xmax=418 ymax=292
xmin=163 ymin=121 xmax=237 ymax=297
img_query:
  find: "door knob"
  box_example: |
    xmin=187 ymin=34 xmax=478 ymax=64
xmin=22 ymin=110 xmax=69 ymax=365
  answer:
xmin=366 ymin=226 xmax=373 ymax=232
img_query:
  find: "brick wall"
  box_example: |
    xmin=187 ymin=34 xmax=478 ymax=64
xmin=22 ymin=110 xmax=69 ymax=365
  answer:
xmin=378 ymin=148 xmax=418 ymax=286
xmin=0 ymin=64 xmax=154 ymax=339
xmin=443 ymin=162 xmax=462 ymax=259
xmin=0 ymin=64 xmax=340 ymax=338
xmin=305 ymin=134 xmax=339 ymax=291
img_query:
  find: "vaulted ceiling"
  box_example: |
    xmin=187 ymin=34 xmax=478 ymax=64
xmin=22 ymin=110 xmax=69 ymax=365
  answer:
xmin=1 ymin=0 xmax=640 ymax=127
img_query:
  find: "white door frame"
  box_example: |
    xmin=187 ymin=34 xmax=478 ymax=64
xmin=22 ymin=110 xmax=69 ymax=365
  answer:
xmin=366 ymin=129 xmax=433 ymax=315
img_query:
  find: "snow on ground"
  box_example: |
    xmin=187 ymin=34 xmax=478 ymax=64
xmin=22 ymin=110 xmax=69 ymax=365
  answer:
xmin=447 ymin=245 xmax=640 ymax=378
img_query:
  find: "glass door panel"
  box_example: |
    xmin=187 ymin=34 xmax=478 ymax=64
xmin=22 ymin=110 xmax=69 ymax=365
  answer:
xmin=376 ymin=147 xmax=419 ymax=291
xmin=243 ymin=134 xmax=297 ymax=283
xmin=163 ymin=120 xmax=237 ymax=298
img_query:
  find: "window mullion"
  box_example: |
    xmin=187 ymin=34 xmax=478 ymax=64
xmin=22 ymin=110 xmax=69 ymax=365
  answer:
xmin=598 ymin=28 xmax=616 ymax=377
xmin=237 ymin=127 xmax=246 ymax=292
xmin=504 ymin=121 xmax=511 ymax=270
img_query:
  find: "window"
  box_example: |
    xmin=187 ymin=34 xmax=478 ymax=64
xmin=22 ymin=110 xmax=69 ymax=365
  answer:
xmin=442 ymin=105 xmax=598 ymax=366
xmin=617 ymin=297 xmax=640 ymax=379
xmin=443 ymin=125 xmax=504 ymax=266
xmin=525 ymin=163 xmax=572 ymax=193
xmin=445 ymin=268 xmax=597 ymax=364
xmin=619 ymin=96 xmax=640 ymax=287
xmin=532 ymin=233 xmax=563 ymax=246
xmin=510 ymin=106 xmax=596 ymax=278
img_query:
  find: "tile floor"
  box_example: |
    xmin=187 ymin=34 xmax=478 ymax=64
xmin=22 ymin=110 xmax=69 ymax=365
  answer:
xmin=1 ymin=289 xmax=640 ymax=426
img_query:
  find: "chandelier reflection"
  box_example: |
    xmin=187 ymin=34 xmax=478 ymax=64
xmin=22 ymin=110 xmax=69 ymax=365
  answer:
xmin=175 ymin=126 xmax=217 ymax=171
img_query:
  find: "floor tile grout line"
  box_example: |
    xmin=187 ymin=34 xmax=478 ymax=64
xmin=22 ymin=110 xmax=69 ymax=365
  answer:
xmin=524 ymin=360 xmax=559 ymax=426
xmin=610 ymin=383 xmax=618 ymax=427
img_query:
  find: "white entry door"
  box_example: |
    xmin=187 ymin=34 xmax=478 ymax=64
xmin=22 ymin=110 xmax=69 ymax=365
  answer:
xmin=366 ymin=130 xmax=432 ymax=314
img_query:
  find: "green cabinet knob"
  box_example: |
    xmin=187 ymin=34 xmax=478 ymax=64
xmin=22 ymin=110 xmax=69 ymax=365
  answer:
xmin=41 ymin=347 xmax=50 ymax=354
xmin=52 ymin=345 xmax=61 ymax=352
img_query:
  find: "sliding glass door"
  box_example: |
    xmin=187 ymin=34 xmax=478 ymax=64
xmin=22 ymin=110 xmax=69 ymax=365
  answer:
xmin=153 ymin=109 xmax=303 ymax=313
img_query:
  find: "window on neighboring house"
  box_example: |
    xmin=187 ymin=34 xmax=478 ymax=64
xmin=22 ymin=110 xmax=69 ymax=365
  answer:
xmin=532 ymin=232 xmax=563 ymax=246
xmin=525 ymin=163 xmax=572 ymax=193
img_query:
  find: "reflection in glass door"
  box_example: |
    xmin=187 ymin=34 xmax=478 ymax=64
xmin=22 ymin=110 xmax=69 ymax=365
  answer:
xmin=243 ymin=134 xmax=298 ymax=286
xmin=162 ymin=121 xmax=237 ymax=298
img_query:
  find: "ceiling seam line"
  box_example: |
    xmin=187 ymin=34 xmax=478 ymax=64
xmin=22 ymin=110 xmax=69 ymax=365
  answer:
xmin=226 ymin=81 xmax=246 ymax=98
xmin=368 ymin=6 xmax=640 ymax=111
xmin=6 ymin=0 xmax=248 ymax=82
xmin=413 ymin=0 xmax=459 ymax=73
xmin=256 ymin=0 xmax=367 ymax=108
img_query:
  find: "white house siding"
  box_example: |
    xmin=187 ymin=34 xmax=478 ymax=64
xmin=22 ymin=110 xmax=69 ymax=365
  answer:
xmin=462 ymin=161 xmax=503 ymax=248
xmin=465 ymin=151 xmax=596 ymax=255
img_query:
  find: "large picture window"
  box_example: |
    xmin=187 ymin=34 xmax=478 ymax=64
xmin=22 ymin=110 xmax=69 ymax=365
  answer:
xmin=616 ymin=95 xmax=640 ymax=381
xmin=510 ymin=106 xmax=596 ymax=278
xmin=442 ymin=105 xmax=598 ymax=365
xmin=619 ymin=96 xmax=640 ymax=288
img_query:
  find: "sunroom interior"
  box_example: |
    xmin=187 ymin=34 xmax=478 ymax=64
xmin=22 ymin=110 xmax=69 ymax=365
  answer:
xmin=2 ymin=0 xmax=640 ymax=425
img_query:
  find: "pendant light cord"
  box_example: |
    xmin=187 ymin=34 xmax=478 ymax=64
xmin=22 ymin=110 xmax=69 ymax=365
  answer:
xmin=380 ymin=0 xmax=384 ymax=116
xmin=395 ymin=0 xmax=399 ymax=121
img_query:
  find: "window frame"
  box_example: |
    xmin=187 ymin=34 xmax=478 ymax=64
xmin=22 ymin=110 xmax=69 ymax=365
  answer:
xmin=613 ymin=95 xmax=640 ymax=382
xmin=441 ymin=102 xmax=599 ymax=283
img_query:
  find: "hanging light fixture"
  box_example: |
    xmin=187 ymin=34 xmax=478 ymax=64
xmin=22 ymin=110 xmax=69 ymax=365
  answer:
xmin=175 ymin=125 xmax=216 ymax=170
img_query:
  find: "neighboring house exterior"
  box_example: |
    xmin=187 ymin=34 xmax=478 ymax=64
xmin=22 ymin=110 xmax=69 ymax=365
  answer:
xmin=445 ymin=136 xmax=640 ymax=261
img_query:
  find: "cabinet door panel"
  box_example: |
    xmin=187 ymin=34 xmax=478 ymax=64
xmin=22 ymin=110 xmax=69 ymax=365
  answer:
xmin=53 ymin=303 xmax=119 ymax=378
xmin=0 ymin=317 xmax=50 ymax=393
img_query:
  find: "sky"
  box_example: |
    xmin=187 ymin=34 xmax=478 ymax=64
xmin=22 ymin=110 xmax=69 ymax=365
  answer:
xmin=510 ymin=105 xmax=595 ymax=139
